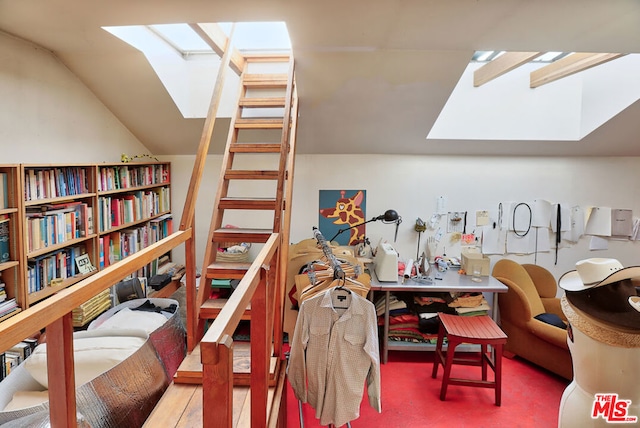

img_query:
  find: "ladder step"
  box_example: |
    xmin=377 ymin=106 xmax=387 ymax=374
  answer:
xmin=243 ymin=74 xmax=288 ymax=88
xmin=229 ymin=143 xmax=283 ymax=153
xmin=243 ymin=54 xmax=291 ymax=63
xmin=239 ymin=97 xmax=286 ymax=108
xmin=173 ymin=343 xmax=280 ymax=386
xmin=235 ymin=118 xmax=283 ymax=129
xmin=213 ymin=228 xmax=273 ymax=244
xmin=219 ymin=197 xmax=277 ymax=210
xmin=224 ymin=170 xmax=280 ymax=180
xmin=205 ymin=262 xmax=251 ymax=280
xmin=200 ymin=298 xmax=251 ymax=321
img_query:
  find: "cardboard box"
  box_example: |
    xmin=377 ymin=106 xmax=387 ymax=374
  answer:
xmin=461 ymin=250 xmax=490 ymax=276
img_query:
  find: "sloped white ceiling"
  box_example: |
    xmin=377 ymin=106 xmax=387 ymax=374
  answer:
xmin=1 ymin=0 xmax=640 ymax=156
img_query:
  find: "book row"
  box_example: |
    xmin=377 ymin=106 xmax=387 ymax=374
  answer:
xmin=98 ymin=187 xmax=170 ymax=233
xmin=0 ymin=172 xmax=8 ymax=210
xmin=24 ymin=166 xmax=90 ymax=202
xmin=25 ymin=202 xmax=93 ymax=253
xmin=0 ymin=217 xmax=9 ymax=263
xmin=98 ymin=164 xmax=170 ymax=192
xmin=0 ymin=338 xmax=37 ymax=381
xmin=27 ymin=245 xmax=91 ymax=293
xmin=99 ymin=214 xmax=173 ymax=272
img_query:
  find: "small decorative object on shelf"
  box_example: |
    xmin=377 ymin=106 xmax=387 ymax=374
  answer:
xmin=121 ymin=153 xmax=159 ymax=163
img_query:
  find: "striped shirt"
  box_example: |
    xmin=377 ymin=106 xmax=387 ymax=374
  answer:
xmin=289 ymin=288 xmax=381 ymax=426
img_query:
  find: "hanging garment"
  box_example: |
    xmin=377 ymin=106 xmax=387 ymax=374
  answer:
xmin=288 ymin=287 xmax=381 ymax=427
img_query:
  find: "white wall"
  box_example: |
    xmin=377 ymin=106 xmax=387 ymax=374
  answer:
xmin=164 ymin=153 xmax=640 ymax=288
xmin=0 ymin=32 xmax=147 ymax=163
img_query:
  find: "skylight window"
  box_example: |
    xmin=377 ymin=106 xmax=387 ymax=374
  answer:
xmin=149 ymin=24 xmax=213 ymax=54
xmin=103 ymin=21 xmax=292 ymax=119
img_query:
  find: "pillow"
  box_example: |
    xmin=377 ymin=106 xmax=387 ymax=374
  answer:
xmin=94 ymin=307 xmax=167 ymax=334
xmin=24 ymin=335 xmax=145 ymax=389
xmin=3 ymin=390 xmax=49 ymax=411
xmin=534 ymin=313 xmax=567 ymax=330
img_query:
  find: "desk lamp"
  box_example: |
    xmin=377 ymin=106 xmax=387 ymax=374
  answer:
xmin=329 ymin=209 xmax=402 ymax=243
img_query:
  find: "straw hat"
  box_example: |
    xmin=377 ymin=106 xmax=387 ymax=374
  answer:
xmin=559 ymin=258 xmax=640 ymax=292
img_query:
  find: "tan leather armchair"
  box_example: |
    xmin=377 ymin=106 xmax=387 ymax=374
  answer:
xmin=492 ymin=259 xmax=573 ymax=380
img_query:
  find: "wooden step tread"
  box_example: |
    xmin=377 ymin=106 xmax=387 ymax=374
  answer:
xmin=219 ymin=197 xmax=277 ymax=210
xmin=206 ymin=262 xmax=251 ymax=280
xmin=213 ymin=228 xmax=273 ymax=244
xmin=229 ymin=143 xmax=283 ymax=153
xmin=174 ymin=342 xmax=279 ymax=386
xmin=224 ymin=170 xmax=280 ymax=180
xmin=244 ymin=53 xmax=291 ymax=62
xmin=200 ymin=298 xmax=251 ymax=320
xmin=243 ymin=73 xmax=288 ymax=88
xmin=239 ymin=97 xmax=286 ymax=108
xmin=235 ymin=118 xmax=284 ymax=129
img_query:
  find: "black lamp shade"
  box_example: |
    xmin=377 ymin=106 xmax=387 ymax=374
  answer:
xmin=380 ymin=209 xmax=399 ymax=223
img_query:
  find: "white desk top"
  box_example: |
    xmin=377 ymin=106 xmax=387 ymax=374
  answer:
xmin=369 ymin=268 xmax=508 ymax=293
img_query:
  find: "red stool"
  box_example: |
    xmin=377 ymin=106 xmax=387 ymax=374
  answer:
xmin=431 ymin=312 xmax=508 ymax=406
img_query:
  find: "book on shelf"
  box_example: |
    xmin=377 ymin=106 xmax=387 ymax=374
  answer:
xmin=0 ymin=172 xmax=7 ymax=210
xmin=0 ymin=217 xmax=9 ymax=263
xmin=9 ymin=342 xmax=32 ymax=361
xmin=0 ymin=298 xmax=18 ymax=318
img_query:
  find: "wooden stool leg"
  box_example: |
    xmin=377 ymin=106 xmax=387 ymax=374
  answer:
xmin=431 ymin=322 xmax=445 ymax=379
xmin=494 ymin=344 xmax=503 ymax=406
xmin=481 ymin=344 xmax=488 ymax=381
xmin=440 ymin=339 xmax=458 ymax=401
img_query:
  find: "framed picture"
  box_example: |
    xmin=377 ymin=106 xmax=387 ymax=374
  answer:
xmin=318 ymin=189 xmax=367 ymax=245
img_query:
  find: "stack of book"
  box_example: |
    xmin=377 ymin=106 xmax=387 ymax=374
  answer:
xmin=71 ymin=289 xmax=111 ymax=327
xmin=0 ymin=298 xmax=18 ymax=320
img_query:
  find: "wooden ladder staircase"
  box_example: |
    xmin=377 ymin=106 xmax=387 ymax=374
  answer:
xmin=174 ymin=53 xmax=298 ymax=387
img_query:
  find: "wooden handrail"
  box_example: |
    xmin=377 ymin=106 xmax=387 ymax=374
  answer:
xmin=201 ymin=233 xmax=279 ymax=428
xmin=0 ymin=229 xmax=191 ymax=353
xmin=200 ymin=233 xmax=279 ymax=363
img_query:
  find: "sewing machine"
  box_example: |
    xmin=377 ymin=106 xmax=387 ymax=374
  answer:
xmin=373 ymin=242 xmax=399 ymax=282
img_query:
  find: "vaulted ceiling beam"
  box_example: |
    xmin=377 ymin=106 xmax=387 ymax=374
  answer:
xmin=474 ymin=52 xmax=543 ymax=87
xmin=189 ymin=23 xmax=246 ymax=75
xmin=530 ymin=52 xmax=625 ymax=88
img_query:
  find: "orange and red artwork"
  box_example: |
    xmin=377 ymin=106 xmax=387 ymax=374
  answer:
xmin=319 ymin=189 xmax=367 ymax=245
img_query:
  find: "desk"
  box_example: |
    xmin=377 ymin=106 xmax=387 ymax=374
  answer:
xmin=370 ymin=270 xmax=508 ymax=363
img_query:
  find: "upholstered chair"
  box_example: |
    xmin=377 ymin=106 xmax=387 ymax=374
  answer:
xmin=492 ymin=259 xmax=573 ymax=380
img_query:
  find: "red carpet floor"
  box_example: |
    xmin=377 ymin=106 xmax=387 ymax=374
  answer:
xmin=286 ymin=350 xmax=569 ymax=428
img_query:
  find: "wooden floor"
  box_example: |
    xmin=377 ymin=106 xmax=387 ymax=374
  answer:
xmin=143 ymin=364 xmax=287 ymax=427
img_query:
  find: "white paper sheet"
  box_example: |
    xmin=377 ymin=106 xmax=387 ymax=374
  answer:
xmin=564 ymin=205 xmax=585 ymax=243
xmin=585 ymin=206 xmax=612 ymax=236
xmin=481 ymin=224 xmax=506 ymax=255
xmin=534 ymin=227 xmax=551 ymax=252
xmin=506 ymin=230 xmax=537 ymax=254
xmin=589 ymin=235 xmax=609 ymax=250
xmin=532 ymin=199 xmax=552 ymax=228
xmin=611 ymin=209 xmax=633 ymax=238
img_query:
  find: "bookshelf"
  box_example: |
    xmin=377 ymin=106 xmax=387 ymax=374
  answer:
xmin=0 ymin=165 xmax=23 ymax=321
xmin=0 ymin=162 xmax=174 ymax=321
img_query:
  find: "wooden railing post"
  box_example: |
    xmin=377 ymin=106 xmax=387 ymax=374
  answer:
xmin=250 ymin=266 xmax=269 ymax=428
xmin=185 ymin=229 xmax=198 ymax=352
xmin=46 ymin=312 xmax=76 ymax=428
xmin=202 ymin=335 xmax=234 ymax=428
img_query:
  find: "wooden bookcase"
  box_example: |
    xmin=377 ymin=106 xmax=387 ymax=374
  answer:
xmin=0 ymin=165 xmax=24 ymax=321
xmin=0 ymin=162 xmax=173 ymax=319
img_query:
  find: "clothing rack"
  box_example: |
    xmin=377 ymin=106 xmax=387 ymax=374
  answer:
xmin=293 ymin=227 xmax=354 ymax=428
xmin=312 ymin=226 xmax=345 ymax=280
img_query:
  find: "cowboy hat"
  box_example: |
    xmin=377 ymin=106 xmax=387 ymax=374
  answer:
xmin=558 ymin=258 xmax=640 ymax=292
